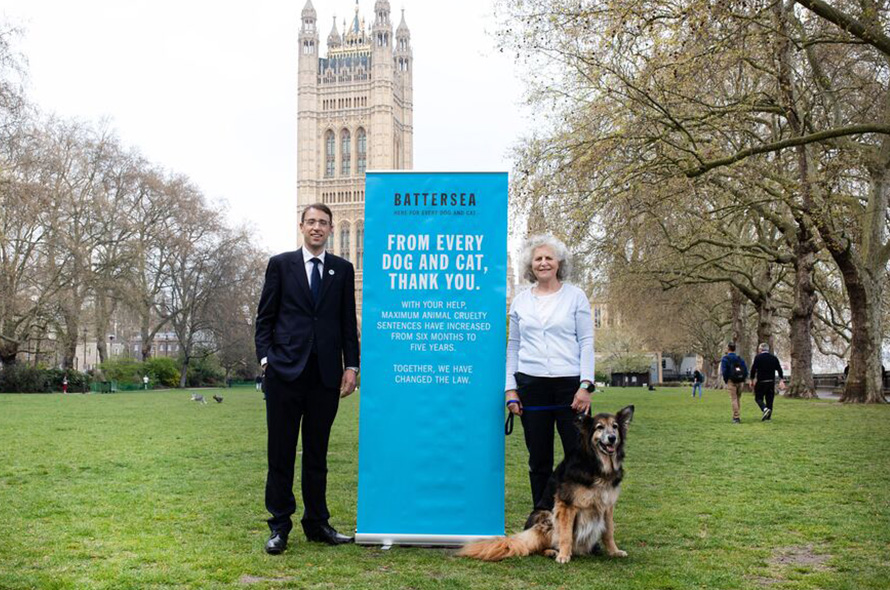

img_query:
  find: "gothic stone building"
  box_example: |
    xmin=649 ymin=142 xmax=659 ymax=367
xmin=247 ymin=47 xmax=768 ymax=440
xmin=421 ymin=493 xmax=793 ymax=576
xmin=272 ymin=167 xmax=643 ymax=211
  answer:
xmin=297 ymin=0 xmax=414 ymax=316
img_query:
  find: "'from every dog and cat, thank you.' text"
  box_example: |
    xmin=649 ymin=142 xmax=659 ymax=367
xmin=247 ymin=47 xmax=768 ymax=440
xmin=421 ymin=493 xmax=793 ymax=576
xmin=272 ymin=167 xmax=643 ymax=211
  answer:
xmin=382 ymin=233 xmax=488 ymax=291
xmin=377 ymin=233 xmax=493 ymax=386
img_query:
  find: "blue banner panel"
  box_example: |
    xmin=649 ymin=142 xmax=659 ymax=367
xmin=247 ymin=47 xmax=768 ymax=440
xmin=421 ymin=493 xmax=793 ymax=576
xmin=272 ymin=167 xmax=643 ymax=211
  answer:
xmin=356 ymin=172 xmax=508 ymax=544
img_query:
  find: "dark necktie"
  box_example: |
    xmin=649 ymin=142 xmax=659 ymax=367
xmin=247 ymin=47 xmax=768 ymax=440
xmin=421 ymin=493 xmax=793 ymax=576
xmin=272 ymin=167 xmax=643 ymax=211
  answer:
xmin=310 ymin=257 xmax=321 ymax=303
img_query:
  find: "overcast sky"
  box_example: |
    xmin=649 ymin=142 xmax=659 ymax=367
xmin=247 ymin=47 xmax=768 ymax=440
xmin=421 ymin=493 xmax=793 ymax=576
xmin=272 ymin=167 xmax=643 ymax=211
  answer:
xmin=2 ymin=0 xmax=529 ymax=253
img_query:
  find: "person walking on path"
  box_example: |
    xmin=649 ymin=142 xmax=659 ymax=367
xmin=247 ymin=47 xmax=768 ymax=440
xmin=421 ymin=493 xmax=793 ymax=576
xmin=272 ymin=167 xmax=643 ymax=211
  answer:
xmin=720 ymin=343 xmax=748 ymax=423
xmin=692 ymin=369 xmax=704 ymax=398
xmin=749 ymin=343 xmax=785 ymax=421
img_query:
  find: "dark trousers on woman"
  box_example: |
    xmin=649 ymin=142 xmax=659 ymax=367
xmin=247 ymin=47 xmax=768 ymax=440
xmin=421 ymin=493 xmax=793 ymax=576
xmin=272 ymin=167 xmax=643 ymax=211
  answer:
xmin=754 ymin=380 xmax=775 ymax=418
xmin=515 ymin=373 xmax=580 ymax=510
xmin=264 ymin=355 xmax=340 ymax=537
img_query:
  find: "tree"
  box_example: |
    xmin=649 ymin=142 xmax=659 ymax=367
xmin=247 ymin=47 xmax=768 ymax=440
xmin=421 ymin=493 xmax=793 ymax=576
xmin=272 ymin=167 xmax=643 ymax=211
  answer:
xmin=158 ymin=185 xmax=244 ymax=388
xmin=597 ymin=327 xmax=652 ymax=376
xmin=499 ymin=0 xmax=888 ymax=402
xmin=205 ymin=240 xmax=267 ymax=382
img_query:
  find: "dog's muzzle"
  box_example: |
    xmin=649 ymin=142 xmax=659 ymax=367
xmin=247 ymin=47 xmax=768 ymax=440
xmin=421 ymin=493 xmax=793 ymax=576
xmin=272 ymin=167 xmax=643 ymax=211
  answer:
xmin=598 ymin=433 xmax=618 ymax=455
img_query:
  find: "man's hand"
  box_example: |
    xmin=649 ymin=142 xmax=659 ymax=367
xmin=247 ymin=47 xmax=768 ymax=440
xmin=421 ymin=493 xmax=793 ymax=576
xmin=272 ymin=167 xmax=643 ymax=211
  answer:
xmin=340 ymin=369 xmax=357 ymax=398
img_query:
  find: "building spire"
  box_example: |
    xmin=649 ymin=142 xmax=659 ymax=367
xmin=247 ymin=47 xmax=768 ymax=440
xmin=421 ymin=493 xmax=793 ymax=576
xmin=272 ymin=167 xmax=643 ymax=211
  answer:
xmin=397 ymin=8 xmax=410 ymax=37
xmin=352 ymin=0 xmax=361 ymax=33
xmin=328 ymin=15 xmax=341 ymax=47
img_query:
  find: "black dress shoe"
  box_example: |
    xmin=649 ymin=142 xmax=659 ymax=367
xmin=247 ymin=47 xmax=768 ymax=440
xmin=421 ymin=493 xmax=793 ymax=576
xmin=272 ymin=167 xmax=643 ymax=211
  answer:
xmin=265 ymin=532 xmax=288 ymax=554
xmin=304 ymin=524 xmax=353 ymax=545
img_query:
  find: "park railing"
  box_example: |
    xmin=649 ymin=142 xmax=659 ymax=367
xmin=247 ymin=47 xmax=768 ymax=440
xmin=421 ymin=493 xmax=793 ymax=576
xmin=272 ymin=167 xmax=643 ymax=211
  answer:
xmin=813 ymin=372 xmax=890 ymax=393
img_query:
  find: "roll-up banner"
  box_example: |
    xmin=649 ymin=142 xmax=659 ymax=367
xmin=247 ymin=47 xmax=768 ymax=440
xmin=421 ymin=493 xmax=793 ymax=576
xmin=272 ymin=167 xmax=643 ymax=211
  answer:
xmin=356 ymin=171 xmax=508 ymax=546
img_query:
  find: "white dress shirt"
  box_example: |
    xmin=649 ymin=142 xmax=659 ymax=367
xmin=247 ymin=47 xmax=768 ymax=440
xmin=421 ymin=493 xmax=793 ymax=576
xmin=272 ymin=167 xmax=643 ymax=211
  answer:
xmin=505 ymin=283 xmax=595 ymax=391
xmin=303 ymin=247 xmax=325 ymax=286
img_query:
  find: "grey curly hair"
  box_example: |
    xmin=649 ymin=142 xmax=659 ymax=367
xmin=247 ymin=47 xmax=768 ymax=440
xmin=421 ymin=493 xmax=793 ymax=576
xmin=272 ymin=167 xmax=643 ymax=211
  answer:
xmin=519 ymin=234 xmax=572 ymax=283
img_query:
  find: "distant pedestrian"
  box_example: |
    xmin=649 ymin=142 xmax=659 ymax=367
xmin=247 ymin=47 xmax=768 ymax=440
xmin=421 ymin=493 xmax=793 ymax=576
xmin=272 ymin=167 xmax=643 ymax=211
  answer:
xmin=749 ymin=343 xmax=785 ymax=421
xmin=62 ymin=375 xmax=69 ymax=394
xmin=255 ymin=374 xmax=263 ymax=392
xmin=692 ymin=369 xmax=704 ymax=398
xmin=720 ymin=343 xmax=748 ymax=424
xmin=143 ymin=375 xmax=150 ymax=390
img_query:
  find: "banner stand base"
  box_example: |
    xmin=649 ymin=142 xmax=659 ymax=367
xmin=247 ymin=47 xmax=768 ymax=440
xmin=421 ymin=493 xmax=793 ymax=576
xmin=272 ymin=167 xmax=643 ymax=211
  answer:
xmin=355 ymin=533 xmax=499 ymax=548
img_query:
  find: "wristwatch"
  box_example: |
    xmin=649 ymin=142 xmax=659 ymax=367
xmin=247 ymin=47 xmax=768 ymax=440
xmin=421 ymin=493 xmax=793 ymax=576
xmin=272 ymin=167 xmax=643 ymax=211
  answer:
xmin=581 ymin=381 xmax=595 ymax=393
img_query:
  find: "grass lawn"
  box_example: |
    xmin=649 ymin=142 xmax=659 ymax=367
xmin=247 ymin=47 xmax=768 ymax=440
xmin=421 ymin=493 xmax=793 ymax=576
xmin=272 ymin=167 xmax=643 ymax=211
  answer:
xmin=0 ymin=386 xmax=888 ymax=589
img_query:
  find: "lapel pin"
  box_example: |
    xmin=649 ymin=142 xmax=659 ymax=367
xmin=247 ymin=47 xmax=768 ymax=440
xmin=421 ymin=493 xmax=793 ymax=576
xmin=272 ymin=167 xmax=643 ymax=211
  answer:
xmin=328 ymin=269 xmax=335 ymax=275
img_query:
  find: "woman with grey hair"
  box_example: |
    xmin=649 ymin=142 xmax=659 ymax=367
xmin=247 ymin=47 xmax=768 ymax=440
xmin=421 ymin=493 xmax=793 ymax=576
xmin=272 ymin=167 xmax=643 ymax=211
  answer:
xmin=505 ymin=234 xmax=595 ymax=514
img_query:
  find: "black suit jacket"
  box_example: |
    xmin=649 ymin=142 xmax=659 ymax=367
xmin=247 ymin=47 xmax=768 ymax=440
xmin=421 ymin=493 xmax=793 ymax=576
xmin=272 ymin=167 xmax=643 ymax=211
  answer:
xmin=255 ymin=250 xmax=359 ymax=388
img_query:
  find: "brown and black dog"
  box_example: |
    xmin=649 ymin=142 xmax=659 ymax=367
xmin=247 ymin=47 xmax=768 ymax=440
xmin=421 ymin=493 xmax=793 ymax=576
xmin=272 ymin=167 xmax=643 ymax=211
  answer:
xmin=458 ymin=405 xmax=634 ymax=563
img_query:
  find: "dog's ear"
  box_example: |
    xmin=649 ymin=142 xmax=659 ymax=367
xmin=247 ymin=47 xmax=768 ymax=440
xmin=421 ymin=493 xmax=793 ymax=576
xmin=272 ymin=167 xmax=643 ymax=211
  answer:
xmin=617 ymin=405 xmax=635 ymax=427
xmin=576 ymin=413 xmax=593 ymax=430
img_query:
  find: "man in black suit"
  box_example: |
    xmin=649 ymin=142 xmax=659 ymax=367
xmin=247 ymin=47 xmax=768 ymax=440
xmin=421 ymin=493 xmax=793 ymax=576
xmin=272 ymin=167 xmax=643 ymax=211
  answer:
xmin=255 ymin=202 xmax=359 ymax=554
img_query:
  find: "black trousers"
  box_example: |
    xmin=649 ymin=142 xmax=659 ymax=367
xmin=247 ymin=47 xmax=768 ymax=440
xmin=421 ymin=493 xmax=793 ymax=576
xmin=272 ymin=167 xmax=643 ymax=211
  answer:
xmin=515 ymin=373 xmax=580 ymax=510
xmin=754 ymin=380 xmax=776 ymax=413
xmin=264 ymin=355 xmax=340 ymax=536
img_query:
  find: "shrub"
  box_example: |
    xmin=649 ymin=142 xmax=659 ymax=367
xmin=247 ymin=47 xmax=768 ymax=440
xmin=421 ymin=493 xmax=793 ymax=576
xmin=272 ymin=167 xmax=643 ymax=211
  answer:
xmin=184 ymin=353 xmax=225 ymax=387
xmin=143 ymin=357 xmax=180 ymax=388
xmin=0 ymin=365 xmax=51 ymax=393
xmin=98 ymin=358 xmax=144 ymax=384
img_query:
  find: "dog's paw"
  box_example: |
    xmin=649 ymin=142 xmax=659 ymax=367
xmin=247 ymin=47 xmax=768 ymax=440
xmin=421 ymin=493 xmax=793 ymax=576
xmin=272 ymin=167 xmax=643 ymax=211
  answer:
xmin=555 ymin=552 xmax=571 ymax=564
xmin=542 ymin=549 xmax=557 ymax=558
xmin=608 ymin=549 xmax=628 ymax=558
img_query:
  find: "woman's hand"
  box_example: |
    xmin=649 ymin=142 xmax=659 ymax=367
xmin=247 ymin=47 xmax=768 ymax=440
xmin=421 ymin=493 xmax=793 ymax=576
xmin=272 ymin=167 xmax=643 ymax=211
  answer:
xmin=505 ymin=389 xmax=522 ymax=416
xmin=571 ymin=388 xmax=591 ymax=414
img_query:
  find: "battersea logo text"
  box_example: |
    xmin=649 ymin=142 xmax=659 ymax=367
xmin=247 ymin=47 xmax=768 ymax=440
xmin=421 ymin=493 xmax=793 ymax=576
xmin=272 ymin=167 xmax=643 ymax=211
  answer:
xmin=394 ymin=192 xmax=477 ymax=207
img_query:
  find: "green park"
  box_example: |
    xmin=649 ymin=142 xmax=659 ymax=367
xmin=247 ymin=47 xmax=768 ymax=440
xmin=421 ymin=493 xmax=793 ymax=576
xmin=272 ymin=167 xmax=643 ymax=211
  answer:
xmin=1 ymin=386 xmax=888 ymax=590
xmin=2 ymin=1 xmax=890 ymax=589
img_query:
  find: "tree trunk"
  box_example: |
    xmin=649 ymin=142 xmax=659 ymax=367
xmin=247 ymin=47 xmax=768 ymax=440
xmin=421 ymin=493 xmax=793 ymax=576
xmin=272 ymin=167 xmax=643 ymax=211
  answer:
xmin=140 ymin=312 xmax=153 ymax=362
xmin=706 ymin=358 xmax=722 ymax=389
xmin=0 ymin=345 xmax=17 ymax=366
xmin=787 ymin=228 xmax=819 ymax=398
xmin=730 ymin=288 xmax=750 ymax=362
xmin=754 ymin=293 xmax=774 ymax=352
xmin=840 ymin=273 xmax=886 ymax=403
xmin=787 ymin=135 xmax=819 ymax=398
xmin=827 ymin=165 xmax=888 ymax=403
xmin=141 ymin=336 xmax=152 ymax=361
xmin=179 ymin=357 xmax=189 ymax=389
xmin=94 ymin=288 xmax=117 ymax=365
xmin=61 ymin=310 xmax=79 ymax=370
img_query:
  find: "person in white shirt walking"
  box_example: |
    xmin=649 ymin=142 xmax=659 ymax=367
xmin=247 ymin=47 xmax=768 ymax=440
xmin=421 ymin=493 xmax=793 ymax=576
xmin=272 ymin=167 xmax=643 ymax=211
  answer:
xmin=505 ymin=234 xmax=595 ymax=515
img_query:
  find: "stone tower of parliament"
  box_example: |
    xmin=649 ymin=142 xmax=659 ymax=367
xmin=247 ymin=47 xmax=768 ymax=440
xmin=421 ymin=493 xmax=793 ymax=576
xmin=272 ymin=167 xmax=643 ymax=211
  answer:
xmin=297 ymin=0 xmax=413 ymax=316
